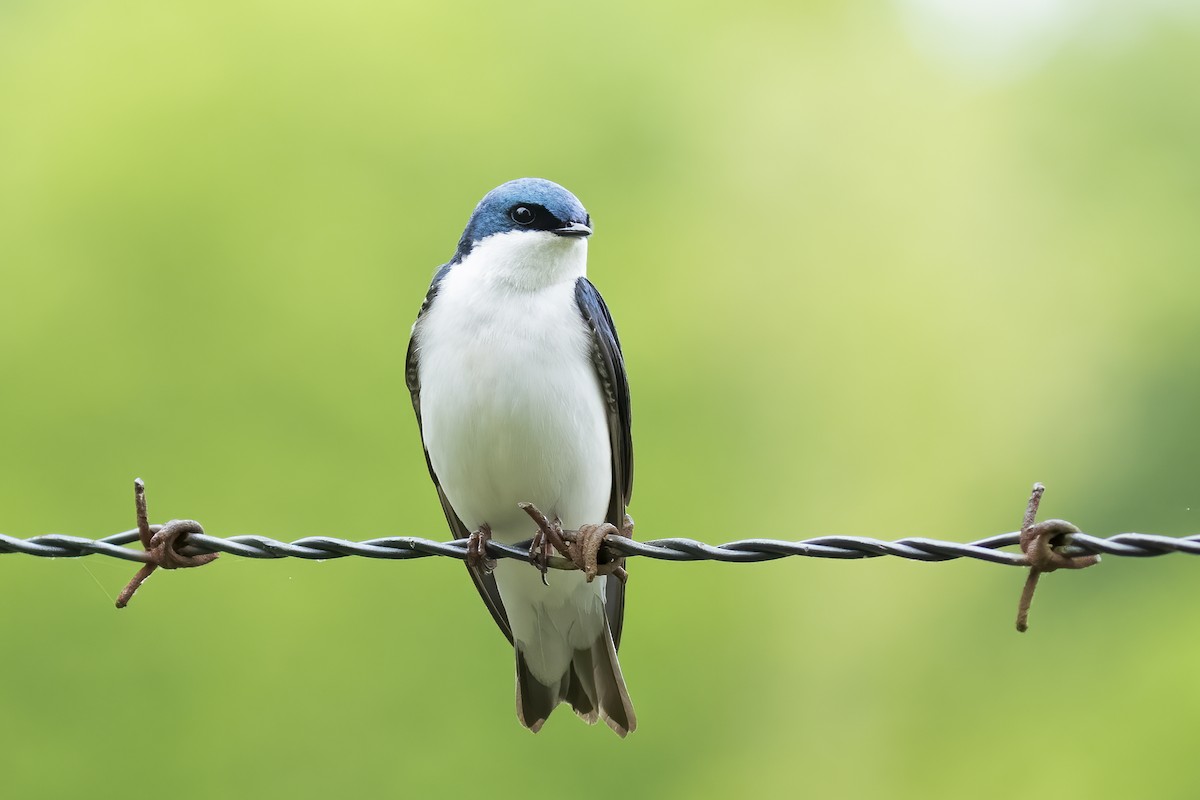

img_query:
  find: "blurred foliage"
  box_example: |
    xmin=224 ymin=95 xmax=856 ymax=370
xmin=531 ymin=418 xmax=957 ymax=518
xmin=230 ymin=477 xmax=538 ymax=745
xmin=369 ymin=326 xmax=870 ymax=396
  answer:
xmin=2 ymin=1 xmax=1199 ymax=798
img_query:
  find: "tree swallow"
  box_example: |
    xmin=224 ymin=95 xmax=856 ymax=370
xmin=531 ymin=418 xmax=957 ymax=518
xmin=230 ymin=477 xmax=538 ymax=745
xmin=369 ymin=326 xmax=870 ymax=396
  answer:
xmin=405 ymin=178 xmax=636 ymax=735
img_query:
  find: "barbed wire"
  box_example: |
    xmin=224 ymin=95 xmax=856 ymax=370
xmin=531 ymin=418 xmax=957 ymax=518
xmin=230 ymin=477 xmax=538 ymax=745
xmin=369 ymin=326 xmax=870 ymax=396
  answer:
xmin=4 ymin=525 xmax=1199 ymax=564
xmin=1 ymin=480 xmax=1197 ymax=627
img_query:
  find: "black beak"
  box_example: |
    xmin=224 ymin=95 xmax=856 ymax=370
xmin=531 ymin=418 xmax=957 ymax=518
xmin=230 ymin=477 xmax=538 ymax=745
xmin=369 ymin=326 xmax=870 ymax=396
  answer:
xmin=553 ymin=221 xmax=592 ymax=238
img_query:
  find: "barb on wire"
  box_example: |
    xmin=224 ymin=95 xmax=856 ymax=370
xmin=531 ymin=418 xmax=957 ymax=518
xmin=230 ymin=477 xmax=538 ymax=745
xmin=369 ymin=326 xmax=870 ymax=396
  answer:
xmin=1013 ymin=483 xmax=1101 ymax=632
xmin=115 ymin=479 xmax=217 ymax=608
xmin=1 ymin=481 xmax=1198 ymax=623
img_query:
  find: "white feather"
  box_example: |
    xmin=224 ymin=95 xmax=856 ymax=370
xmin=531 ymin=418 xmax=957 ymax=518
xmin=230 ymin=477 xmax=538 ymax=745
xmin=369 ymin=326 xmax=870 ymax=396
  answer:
xmin=413 ymin=229 xmax=612 ymax=684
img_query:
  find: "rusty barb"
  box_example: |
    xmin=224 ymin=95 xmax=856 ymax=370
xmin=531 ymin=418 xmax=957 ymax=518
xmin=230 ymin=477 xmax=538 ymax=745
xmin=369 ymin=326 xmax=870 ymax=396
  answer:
xmin=519 ymin=502 xmax=632 ymax=585
xmin=1014 ymin=482 xmax=1101 ymax=632
xmin=115 ymin=479 xmax=218 ymax=608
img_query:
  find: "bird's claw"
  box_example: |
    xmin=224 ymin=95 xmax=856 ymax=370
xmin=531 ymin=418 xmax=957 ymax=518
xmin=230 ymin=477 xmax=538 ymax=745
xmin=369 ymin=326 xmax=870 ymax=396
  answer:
xmin=521 ymin=503 xmax=568 ymax=585
xmin=466 ymin=523 xmax=496 ymax=574
xmin=519 ymin=503 xmax=632 ymax=584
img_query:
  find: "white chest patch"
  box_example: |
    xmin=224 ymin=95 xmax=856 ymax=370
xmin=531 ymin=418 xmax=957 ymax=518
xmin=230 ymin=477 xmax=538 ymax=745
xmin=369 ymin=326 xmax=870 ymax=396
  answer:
xmin=412 ymin=231 xmax=617 ymax=681
xmin=413 ymin=232 xmax=613 ymax=543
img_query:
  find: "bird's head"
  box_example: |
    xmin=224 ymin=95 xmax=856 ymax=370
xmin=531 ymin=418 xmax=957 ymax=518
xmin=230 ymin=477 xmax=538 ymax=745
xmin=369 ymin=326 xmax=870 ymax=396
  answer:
xmin=452 ymin=178 xmax=592 ymax=288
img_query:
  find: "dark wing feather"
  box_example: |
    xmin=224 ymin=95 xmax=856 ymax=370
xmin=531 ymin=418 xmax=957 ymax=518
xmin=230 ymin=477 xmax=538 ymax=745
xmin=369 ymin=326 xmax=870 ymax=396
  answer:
xmin=574 ymin=277 xmax=633 ymax=649
xmin=406 ymin=265 xmax=513 ymax=644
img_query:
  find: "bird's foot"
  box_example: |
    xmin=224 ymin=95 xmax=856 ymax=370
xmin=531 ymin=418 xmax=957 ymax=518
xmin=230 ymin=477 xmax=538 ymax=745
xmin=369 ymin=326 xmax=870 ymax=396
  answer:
xmin=466 ymin=523 xmax=496 ymax=574
xmin=519 ymin=503 xmax=632 ymax=585
xmin=520 ymin=503 xmax=570 ymax=586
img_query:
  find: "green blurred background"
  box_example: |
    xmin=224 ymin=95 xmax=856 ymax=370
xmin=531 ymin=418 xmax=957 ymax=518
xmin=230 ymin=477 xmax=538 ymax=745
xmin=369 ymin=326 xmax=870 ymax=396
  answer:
xmin=2 ymin=0 xmax=1198 ymax=797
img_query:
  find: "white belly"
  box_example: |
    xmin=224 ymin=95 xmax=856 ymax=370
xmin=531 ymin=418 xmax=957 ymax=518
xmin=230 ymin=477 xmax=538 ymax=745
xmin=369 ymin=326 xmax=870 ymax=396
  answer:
xmin=414 ymin=260 xmax=613 ymax=680
xmin=416 ymin=272 xmax=612 ymax=539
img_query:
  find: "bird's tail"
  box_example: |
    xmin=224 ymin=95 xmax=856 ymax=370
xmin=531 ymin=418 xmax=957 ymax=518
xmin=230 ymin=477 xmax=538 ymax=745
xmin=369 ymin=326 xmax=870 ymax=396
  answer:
xmin=514 ymin=616 xmax=636 ymax=737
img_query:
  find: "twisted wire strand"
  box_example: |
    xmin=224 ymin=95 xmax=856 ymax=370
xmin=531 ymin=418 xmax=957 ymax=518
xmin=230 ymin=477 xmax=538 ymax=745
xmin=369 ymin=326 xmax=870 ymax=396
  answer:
xmin=2 ymin=529 xmax=1198 ymax=567
xmin=7 ymin=482 xmax=1182 ymax=625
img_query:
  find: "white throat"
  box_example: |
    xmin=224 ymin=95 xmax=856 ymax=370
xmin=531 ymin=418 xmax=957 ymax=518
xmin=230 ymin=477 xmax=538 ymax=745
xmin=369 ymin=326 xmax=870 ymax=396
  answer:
xmin=457 ymin=230 xmax=588 ymax=292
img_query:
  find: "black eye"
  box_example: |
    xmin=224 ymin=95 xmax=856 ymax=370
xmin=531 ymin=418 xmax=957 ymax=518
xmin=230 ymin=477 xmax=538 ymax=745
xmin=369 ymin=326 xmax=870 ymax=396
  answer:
xmin=510 ymin=206 xmax=535 ymax=225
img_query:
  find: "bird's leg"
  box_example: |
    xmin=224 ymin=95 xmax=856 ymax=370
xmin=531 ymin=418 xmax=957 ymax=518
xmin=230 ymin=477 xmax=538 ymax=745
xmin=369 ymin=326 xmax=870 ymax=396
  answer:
xmin=466 ymin=522 xmax=496 ymax=574
xmin=519 ymin=503 xmax=633 ymax=584
xmin=520 ymin=503 xmax=571 ymax=585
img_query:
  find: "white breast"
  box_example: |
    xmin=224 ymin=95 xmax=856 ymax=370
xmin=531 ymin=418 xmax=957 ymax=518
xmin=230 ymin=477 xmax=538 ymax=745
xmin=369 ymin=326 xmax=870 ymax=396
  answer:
xmin=413 ymin=230 xmax=617 ymax=682
xmin=413 ymin=232 xmax=613 ymax=543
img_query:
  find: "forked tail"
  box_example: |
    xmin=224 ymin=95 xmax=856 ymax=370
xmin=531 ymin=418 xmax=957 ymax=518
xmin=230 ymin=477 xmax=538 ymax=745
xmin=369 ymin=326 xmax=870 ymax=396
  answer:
xmin=514 ymin=616 xmax=636 ymax=736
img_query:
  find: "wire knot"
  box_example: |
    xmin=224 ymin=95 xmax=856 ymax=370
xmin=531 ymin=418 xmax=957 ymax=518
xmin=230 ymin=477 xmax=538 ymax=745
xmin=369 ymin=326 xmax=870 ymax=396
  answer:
xmin=1015 ymin=484 xmax=1100 ymax=632
xmin=1019 ymin=519 xmax=1095 ymax=573
xmin=147 ymin=518 xmax=214 ymax=570
xmin=116 ymin=479 xmax=218 ymax=608
xmin=520 ymin=502 xmax=631 ymax=584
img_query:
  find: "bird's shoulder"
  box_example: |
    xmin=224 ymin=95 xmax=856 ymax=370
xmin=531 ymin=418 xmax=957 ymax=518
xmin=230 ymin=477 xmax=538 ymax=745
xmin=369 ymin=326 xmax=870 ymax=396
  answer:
xmin=573 ymin=276 xmax=633 ymax=506
xmin=405 ymin=261 xmax=455 ymax=397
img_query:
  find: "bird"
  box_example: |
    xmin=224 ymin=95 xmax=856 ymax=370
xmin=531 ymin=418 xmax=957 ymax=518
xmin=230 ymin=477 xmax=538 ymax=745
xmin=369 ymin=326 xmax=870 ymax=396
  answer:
xmin=405 ymin=177 xmax=636 ymax=736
